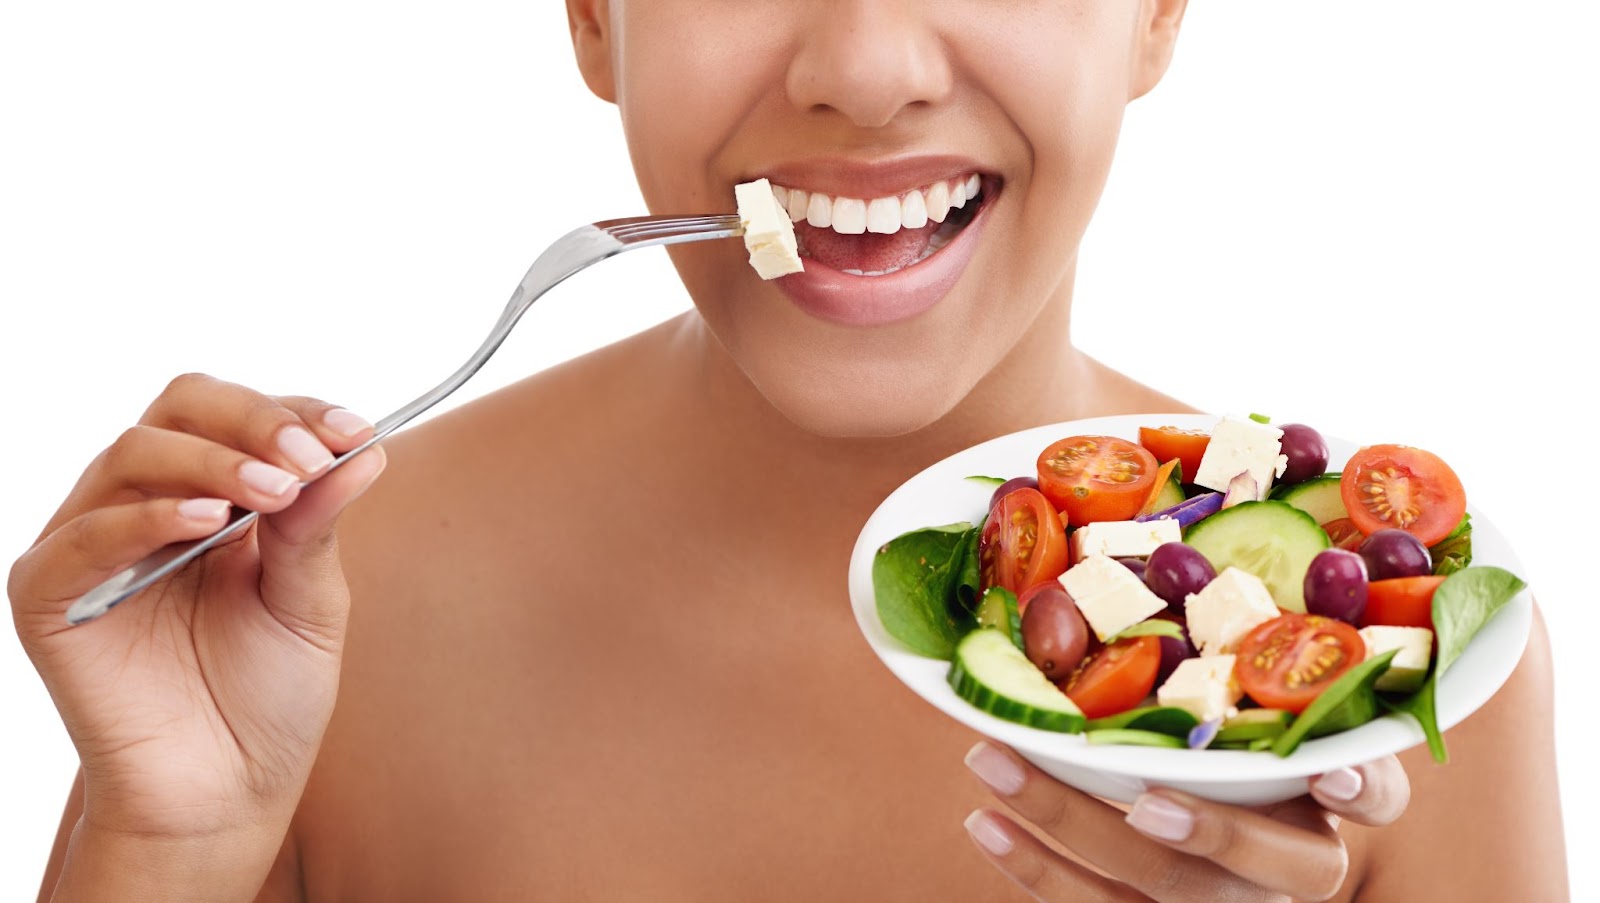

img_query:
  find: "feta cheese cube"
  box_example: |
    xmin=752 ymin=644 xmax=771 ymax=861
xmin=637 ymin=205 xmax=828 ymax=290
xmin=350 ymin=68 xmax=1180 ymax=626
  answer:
xmin=1193 ymin=416 xmax=1289 ymax=497
xmin=1157 ymin=655 xmax=1242 ymax=723
xmin=1359 ymin=625 xmax=1434 ymax=693
xmin=734 ymin=179 xmax=804 ymax=280
xmin=1070 ymin=519 xmax=1182 ymax=563
xmin=1058 ymin=554 xmax=1168 ymax=641
xmin=1184 ymin=567 xmax=1282 ymax=656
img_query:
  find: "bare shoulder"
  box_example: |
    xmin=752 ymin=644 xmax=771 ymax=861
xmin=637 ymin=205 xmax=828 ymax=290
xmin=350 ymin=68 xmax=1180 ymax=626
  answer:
xmin=1347 ymin=603 xmax=1568 ymax=900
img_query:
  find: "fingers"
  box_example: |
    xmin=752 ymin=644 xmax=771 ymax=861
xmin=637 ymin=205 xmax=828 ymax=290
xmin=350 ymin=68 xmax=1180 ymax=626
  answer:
xmin=1309 ymin=756 xmax=1410 ymax=826
xmin=9 ymin=496 xmax=234 ymax=633
xmin=254 ymin=444 xmax=387 ymax=647
xmin=140 ymin=373 xmax=373 ymax=476
xmin=1125 ymin=790 xmax=1348 ymax=902
xmin=94 ymin=426 xmax=308 ymax=512
xmin=966 ymin=741 xmax=1354 ymax=902
xmin=963 ymin=810 xmax=1144 ymax=903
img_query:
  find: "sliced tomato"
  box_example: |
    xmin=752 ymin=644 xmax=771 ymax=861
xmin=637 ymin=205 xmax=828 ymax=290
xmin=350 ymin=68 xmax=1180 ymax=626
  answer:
xmin=1061 ymin=635 xmax=1160 ymax=719
xmin=1321 ymin=517 xmax=1365 ymax=552
xmin=1138 ymin=425 xmax=1210 ymax=485
xmin=1340 ymin=445 xmax=1467 ymax=547
xmin=1235 ymin=614 xmax=1366 ymax=714
xmin=1361 ymin=575 xmax=1447 ymax=631
xmin=979 ymin=488 xmax=1069 ymax=597
xmin=1037 ymin=435 xmax=1159 ymax=524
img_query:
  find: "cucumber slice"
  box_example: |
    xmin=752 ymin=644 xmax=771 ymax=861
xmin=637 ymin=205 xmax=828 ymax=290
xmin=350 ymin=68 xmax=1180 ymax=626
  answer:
xmin=1183 ymin=501 xmax=1330 ymax=612
xmin=947 ymin=629 xmax=1085 ymax=733
xmin=975 ymin=587 xmax=1025 ymax=650
xmin=1151 ymin=473 xmax=1186 ymax=512
xmin=1215 ymin=709 xmax=1294 ymax=743
xmin=1271 ymin=474 xmax=1347 ymax=526
xmin=1085 ymin=729 xmax=1187 ymax=749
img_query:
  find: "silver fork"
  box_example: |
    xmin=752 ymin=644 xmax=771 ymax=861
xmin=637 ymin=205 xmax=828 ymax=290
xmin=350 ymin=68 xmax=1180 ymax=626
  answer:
xmin=66 ymin=214 xmax=745 ymax=626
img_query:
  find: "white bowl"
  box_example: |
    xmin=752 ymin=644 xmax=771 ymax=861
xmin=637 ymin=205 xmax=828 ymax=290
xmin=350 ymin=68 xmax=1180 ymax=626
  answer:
xmin=847 ymin=413 xmax=1533 ymax=805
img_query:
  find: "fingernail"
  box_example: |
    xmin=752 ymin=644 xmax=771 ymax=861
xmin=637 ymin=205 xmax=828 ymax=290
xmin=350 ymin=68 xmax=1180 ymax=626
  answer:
xmin=965 ymin=742 xmax=1025 ymax=796
xmin=278 ymin=426 xmax=334 ymax=474
xmin=323 ymin=408 xmax=373 ymax=439
xmin=240 ymin=459 xmax=298 ymax=496
xmin=178 ymin=498 xmax=230 ymax=521
xmin=1314 ymin=767 xmax=1363 ymax=802
xmin=1126 ymin=794 xmax=1194 ymax=842
xmin=964 ymin=811 xmax=1013 ymax=856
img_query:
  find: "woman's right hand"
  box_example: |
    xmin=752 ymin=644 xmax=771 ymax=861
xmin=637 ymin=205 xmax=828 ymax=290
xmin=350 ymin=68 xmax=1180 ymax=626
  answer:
xmin=8 ymin=374 xmax=386 ymax=862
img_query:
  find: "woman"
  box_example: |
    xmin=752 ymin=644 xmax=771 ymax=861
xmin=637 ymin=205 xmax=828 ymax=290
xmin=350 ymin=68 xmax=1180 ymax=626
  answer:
xmin=11 ymin=2 xmax=1568 ymax=900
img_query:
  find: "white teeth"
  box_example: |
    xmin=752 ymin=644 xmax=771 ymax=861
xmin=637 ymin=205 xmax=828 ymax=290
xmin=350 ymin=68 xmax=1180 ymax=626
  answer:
xmin=806 ymin=192 xmax=832 ymax=228
xmin=786 ymin=189 xmax=809 ymax=223
xmin=831 ymin=197 xmax=867 ymax=234
xmin=949 ymin=180 xmax=968 ymax=209
xmin=771 ymin=184 xmax=790 ymax=211
xmin=901 ymin=190 xmax=928 ymax=229
xmin=965 ymin=174 xmax=981 ymax=197
xmin=926 ymin=181 xmax=951 ymax=223
xmin=865 ymin=197 xmax=901 ymax=234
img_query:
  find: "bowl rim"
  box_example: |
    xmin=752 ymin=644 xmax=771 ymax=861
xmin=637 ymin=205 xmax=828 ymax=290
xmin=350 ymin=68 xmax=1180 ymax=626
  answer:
xmin=847 ymin=412 xmax=1533 ymax=784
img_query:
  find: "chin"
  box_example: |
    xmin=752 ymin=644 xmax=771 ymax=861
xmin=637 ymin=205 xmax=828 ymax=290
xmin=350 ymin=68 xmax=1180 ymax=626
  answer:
xmin=737 ymin=348 xmax=978 ymax=440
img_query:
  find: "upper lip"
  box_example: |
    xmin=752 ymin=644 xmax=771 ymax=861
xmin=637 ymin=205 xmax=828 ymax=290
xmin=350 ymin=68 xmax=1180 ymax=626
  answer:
xmin=746 ymin=154 xmax=992 ymax=199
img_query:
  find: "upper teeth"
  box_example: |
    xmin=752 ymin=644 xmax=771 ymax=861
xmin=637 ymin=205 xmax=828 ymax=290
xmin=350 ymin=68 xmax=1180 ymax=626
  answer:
xmin=769 ymin=174 xmax=982 ymax=236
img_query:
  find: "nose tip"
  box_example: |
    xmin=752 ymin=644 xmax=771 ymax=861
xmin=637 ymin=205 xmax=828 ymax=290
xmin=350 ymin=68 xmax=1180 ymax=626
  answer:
xmin=784 ymin=4 xmax=953 ymax=129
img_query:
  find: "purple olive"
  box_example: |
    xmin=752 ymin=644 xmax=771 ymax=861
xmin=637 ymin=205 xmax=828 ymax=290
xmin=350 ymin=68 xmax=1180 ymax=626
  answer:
xmin=989 ymin=476 xmax=1039 ymax=513
xmin=1157 ymin=622 xmax=1197 ymax=683
xmin=1304 ymin=548 xmax=1368 ymax=624
xmin=1116 ymin=557 xmax=1148 ymax=580
xmin=1144 ymin=542 xmax=1217 ymax=612
xmin=1277 ymin=423 xmax=1330 ymax=486
xmin=1359 ymin=529 xmax=1433 ymax=581
xmin=1020 ymin=584 xmax=1089 ymax=681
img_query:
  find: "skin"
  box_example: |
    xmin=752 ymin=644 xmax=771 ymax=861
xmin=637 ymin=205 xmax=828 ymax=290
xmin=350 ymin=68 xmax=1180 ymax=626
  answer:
xmin=12 ymin=1 xmax=1569 ymax=901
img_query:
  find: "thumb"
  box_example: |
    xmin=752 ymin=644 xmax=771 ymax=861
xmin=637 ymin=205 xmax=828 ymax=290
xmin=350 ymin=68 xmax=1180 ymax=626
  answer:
xmin=254 ymin=445 xmax=387 ymax=642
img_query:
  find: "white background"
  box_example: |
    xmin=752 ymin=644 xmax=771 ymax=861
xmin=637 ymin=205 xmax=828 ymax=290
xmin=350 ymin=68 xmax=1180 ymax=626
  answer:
xmin=2 ymin=1 xmax=1595 ymax=898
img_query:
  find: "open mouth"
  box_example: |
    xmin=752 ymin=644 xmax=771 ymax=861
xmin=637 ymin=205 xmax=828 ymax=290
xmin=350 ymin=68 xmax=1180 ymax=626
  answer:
xmin=769 ymin=174 xmax=992 ymax=277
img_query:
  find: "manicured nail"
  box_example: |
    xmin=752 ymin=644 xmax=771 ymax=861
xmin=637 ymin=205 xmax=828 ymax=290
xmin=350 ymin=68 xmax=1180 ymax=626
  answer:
xmin=278 ymin=426 xmax=334 ymax=474
xmin=965 ymin=742 xmax=1025 ymax=796
xmin=964 ymin=811 xmax=1013 ymax=856
xmin=1314 ymin=767 xmax=1363 ymax=802
xmin=1126 ymin=794 xmax=1194 ymax=842
xmin=240 ymin=459 xmax=298 ymax=496
xmin=323 ymin=408 xmax=373 ymax=439
xmin=178 ymin=498 xmax=230 ymax=521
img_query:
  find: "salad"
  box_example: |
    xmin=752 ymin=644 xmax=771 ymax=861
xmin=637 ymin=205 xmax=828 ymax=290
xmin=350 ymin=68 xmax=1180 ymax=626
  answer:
xmin=872 ymin=415 xmax=1526 ymax=759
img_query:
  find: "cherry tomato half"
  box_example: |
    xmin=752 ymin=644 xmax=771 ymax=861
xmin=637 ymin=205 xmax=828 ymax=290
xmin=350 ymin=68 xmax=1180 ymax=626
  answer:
xmin=1061 ymin=635 xmax=1160 ymax=720
xmin=1235 ymin=614 xmax=1366 ymax=714
xmin=1138 ymin=425 xmax=1211 ymax=485
xmin=1361 ymin=575 xmax=1447 ymax=631
xmin=979 ymin=488 xmax=1069 ymax=597
xmin=1037 ymin=435 xmax=1159 ymax=524
xmin=1340 ymin=445 xmax=1467 ymax=547
xmin=1322 ymin=517 xmax=1366 ymax=552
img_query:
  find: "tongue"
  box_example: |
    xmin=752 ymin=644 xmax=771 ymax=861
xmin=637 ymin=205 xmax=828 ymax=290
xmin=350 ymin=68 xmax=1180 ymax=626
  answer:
xmin=795 ymin=220 xmax=940 ymax=274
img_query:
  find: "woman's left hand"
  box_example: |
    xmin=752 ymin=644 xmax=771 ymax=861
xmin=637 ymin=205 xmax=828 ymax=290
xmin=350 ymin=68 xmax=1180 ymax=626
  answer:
xmin=962 ymin=741 xmax=1410 ymax=902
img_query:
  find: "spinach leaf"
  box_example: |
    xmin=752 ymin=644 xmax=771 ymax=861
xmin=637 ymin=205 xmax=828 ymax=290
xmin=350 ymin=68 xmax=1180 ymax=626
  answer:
xmin=1429 ymin=514 xmax=1473 ymax=577
xmin=965 ymin=475 xmax=1008 ymax=487
xmin=1378 ymin=565 xmax=1525 ymax=763
xmin=1434 ymin=565 xmax=1527 ymax=677
xmin=1084 ymin=706 xmax=1200 ymax=737
xmin=953 ymin=516 xmax=986 ymax=613
xmin=1272 ymin=650 xmax=1397 ymax=757
xmin=1381 ymin=676 xmax=1445 ymax=762
xmin=872 ymin=523 xmax=979 ymax=659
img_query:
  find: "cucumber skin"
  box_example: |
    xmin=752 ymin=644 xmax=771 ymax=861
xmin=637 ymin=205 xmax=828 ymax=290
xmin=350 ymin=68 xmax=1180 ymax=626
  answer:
xmin=947 ymin=653 xmax=1085 ymax=733
xmin=1183 ymin=500 xmax=1329 ymax=613
xmin=1085 ymin=728 xmax=1187 ymax=749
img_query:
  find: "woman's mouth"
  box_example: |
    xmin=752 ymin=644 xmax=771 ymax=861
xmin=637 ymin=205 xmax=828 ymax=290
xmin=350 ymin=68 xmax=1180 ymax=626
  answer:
xmin=755 ymin=169 xmax=997 ymax=327
xmin=772 ymin=174 xmax=986 ymax=276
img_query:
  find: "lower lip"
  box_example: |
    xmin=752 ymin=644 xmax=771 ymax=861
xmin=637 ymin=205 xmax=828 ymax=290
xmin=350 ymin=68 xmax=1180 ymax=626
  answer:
xmin=771 ymin=191 xmax=995 ymax=328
